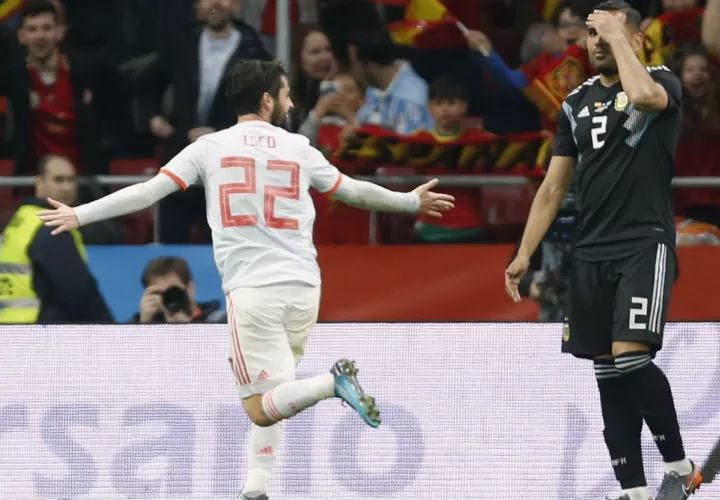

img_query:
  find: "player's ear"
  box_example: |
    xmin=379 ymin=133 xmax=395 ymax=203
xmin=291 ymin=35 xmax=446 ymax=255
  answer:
xmin=630 ymin=30 xmax=644 ymax=54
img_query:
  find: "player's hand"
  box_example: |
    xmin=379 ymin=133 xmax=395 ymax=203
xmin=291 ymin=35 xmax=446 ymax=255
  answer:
xmin=149 ymin=116 xmax=175 ymax=140
xmin=586 ymin=10 xmax=626 ymax=43
xmin=37 ymin=198 xmax=80 ymax=235
xmin=463 ymin=29 xmax=492 ymax=56
xmin=412 ymin=178 xmax=455 ymax=218
xmin=505 ymin=253 xmax=530 ymax=303
xmin=139 ymin=285 xmax=164 ymax=323
xmin=188 ymin=127 xmax=215 ymax=143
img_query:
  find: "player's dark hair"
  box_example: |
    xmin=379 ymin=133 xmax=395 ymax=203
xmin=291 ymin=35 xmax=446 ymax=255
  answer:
xmin=141 ymin=257 xmax=192 ymax=287
xmin=225 ymin=60 xmax=287 ymax=116
xmin=593 ymin=0 xmax=642 ymax=31
xmin=429 ymin=76 xmax=469 ymax=102
xmin=349 ymin=29 xmax=397 ymax=66
xmin=20 ymin=0 xmax=59 ymax=24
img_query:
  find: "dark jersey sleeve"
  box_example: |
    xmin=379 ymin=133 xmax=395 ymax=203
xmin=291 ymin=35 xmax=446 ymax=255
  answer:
xmin=649 ymin=67 xmax=682 ymax=112
xmin=552 ymin=102 xmax=578 ymax=158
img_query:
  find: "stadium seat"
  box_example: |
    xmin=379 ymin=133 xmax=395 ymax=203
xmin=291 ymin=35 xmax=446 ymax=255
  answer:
xmin=109 ymin=158 xmax=159 ymax=244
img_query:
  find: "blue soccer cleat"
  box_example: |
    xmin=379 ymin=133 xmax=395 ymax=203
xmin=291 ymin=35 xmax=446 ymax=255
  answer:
xmin=331 ymin=359 xmax=381 ymax=428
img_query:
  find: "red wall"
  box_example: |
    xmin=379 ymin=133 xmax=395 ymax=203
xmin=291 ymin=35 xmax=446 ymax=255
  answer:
xmin=316 ymin=245 xmax=720 ymax=321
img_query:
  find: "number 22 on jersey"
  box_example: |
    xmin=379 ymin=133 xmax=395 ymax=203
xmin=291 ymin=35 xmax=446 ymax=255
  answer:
xmin=219 ymin=156 xmax=300 ymax=229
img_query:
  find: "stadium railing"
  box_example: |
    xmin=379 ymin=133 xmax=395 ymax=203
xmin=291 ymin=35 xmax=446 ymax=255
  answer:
xmin=1 ymin=175 xmax=719 ymax=243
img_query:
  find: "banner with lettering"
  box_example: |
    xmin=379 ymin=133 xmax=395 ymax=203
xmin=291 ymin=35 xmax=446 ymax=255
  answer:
xmin=331 ymin=125 xmax=550 ymax=176
xmin=0 ymin=323 xmax=717 ymax=499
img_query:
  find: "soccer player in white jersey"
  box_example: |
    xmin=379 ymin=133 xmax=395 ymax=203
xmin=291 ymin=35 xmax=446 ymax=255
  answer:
xmin=39 ymin=59 xmax=455 ymax=500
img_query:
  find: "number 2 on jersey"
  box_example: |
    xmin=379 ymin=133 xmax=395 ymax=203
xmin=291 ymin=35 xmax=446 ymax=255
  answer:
xmin=219 ymin=156 xmax=300 ymax=229
xmin=591 ymin=115 xmax=607 ymax=150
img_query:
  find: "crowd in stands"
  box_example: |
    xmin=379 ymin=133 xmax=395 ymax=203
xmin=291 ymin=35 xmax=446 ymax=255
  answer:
xmin=1 ymin=0 xmax=719 ymax=245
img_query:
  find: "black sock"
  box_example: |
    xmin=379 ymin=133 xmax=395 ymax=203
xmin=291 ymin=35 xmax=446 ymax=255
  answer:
xmin=615 ymin=352 xmax=686 ymax=463
xmin=595 ymin=359 xmax=647 ymax=488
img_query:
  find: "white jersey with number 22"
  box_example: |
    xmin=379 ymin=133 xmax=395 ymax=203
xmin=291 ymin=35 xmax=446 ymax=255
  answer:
xmin=159 ymin=121 xmax=343 ymax=292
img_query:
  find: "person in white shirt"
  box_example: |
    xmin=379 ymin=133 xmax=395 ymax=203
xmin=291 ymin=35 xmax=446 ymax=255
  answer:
xmin=39 ymin=59 xmax=454 ymax=500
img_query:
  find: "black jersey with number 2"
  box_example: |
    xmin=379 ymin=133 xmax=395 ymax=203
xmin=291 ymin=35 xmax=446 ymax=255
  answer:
xmin=552 ymin=65 xmax=683 ymax=262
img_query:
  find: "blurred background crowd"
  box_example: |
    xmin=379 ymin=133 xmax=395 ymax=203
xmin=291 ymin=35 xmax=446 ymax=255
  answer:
xmin=1 ymin=0 xmax=719 ymax=324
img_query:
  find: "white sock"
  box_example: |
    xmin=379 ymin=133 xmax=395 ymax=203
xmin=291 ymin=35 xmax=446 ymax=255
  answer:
xmin=261 ymin=373 xmax=335 ymax=421
xmin=241 ymin=422 xmax=283 ymax=498
xmin=621 ymin=486 xmax=650 ymax=500
xmin=664 ymin=458 xmax=693 ymax=475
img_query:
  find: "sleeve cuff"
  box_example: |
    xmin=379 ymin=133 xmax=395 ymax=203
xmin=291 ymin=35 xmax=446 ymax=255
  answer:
xmin=159 ymin=168 xmax=188 ymax=191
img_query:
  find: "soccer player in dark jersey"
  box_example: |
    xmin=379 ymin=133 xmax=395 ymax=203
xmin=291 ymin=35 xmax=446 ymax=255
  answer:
xmin=505 ymin=2 xmax=703 ymax=500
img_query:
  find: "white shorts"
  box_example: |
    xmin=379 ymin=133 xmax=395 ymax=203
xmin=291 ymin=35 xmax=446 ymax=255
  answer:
xmin=226 ymin=284 xmax=320 ymax=399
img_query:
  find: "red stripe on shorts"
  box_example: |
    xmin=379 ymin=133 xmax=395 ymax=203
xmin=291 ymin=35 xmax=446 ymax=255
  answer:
xmin=227 ymin=293 xmax=252 ymax=385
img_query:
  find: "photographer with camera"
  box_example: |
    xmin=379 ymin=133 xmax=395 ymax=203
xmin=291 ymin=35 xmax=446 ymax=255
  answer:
xmin=132 ymin=256 xmax=226 ymax=324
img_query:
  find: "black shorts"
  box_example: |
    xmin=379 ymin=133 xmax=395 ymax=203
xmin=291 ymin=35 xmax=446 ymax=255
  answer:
xmin=564 ymin=243 xmax=676 ymax=359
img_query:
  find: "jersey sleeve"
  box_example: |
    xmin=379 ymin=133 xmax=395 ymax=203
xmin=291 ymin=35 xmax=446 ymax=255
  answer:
xmin=649 ymin=66 xmax=682 ymax=112
xmin=552 ymin=101 xmax=578 ymax=158
xmin=303 ymin=145 xmax=343 ymax=194
xmin=159 ymin=140 xmax=206 ymax=190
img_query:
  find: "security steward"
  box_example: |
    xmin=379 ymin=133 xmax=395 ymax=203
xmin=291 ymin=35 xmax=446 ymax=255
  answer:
xmin=0 ymin=154 xmax=113 ymax=323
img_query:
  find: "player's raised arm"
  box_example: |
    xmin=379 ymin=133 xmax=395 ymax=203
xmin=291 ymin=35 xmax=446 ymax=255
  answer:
xmin=586 ymin=8 xmax=669 ymax=111
xmin=304 ymin=146 xmax=454 ymax=217
xmin=39 ymin=140 xmax=205 ymax=235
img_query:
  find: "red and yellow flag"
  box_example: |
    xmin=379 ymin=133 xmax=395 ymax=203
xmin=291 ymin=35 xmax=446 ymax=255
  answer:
xmin=387 ymin=0 xmax=466 ymax=49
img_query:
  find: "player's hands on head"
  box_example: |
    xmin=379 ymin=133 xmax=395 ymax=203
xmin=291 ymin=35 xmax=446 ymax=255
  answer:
xmin=505 ymin=254 xmax=530 ymax=303
xmin=412 ymin=178 xmax=455 ymax=218
xmin=586 ymin=9 xmax=626 ymax=42
xmin=37 ymin=198 xmax=80 ymax=235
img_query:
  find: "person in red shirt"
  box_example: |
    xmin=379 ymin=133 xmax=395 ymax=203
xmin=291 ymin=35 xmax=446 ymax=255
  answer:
xmin=0 ymin=0 xmax=115 ymax=177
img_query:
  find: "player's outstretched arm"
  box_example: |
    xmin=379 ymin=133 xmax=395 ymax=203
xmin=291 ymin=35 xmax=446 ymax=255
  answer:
xmin=38 ymin=174 xmax=180 ymax=235
xmin=331 ymin=176 xmax=455 ymax=217
xmin=505 ymin=155 xmax=574 ymax=301
xmin=704 ymin=0 xmax=720 ymax=56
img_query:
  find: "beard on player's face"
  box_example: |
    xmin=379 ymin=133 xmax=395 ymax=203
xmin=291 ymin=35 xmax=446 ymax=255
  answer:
xmin=595 ymin=61 xmax=619 ymax=77
xmin=270 ymin=101 xmax=289 ymax=127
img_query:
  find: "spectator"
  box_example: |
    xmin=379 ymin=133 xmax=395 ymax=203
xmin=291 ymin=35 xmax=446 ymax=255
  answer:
xmin=132 ymin=256 xmax=226 ymax=324
xmin=140 ymin=0 xmax=271 ymax=243
xmin=464 ymin=0 xmax=593 ymax=132
xmin=520 ymin=21 xmax=563 ymax=64
xmin=672 ymin=46 xmax=720 ymax=231
xmin=297 ymin=72 xmax=366 ymax=153
xmin=0 ymin=0 xmax=116 ymax=177
xmin=0 ymin=154 xmax=113 ymax=324
xmin=287 ymin=24 xmax=337 ymax=131
xmin=413 ymin=76 xmax=487 ymax=243
xmin=236 ymin=0 xmax=319 ymax=56
xmin=348 ymin=29 xmax=435 ymax=135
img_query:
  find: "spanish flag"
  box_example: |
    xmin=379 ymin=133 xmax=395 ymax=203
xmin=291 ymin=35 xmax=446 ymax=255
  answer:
xmin=387 ymin=0 xmax=466 ymax=49
xmin=639 ymin=8 xmax=704 ymax=66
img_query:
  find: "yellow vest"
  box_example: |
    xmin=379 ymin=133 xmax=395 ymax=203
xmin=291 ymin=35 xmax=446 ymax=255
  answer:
xmin=0 ymin=204 xmax=87 ymax=324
